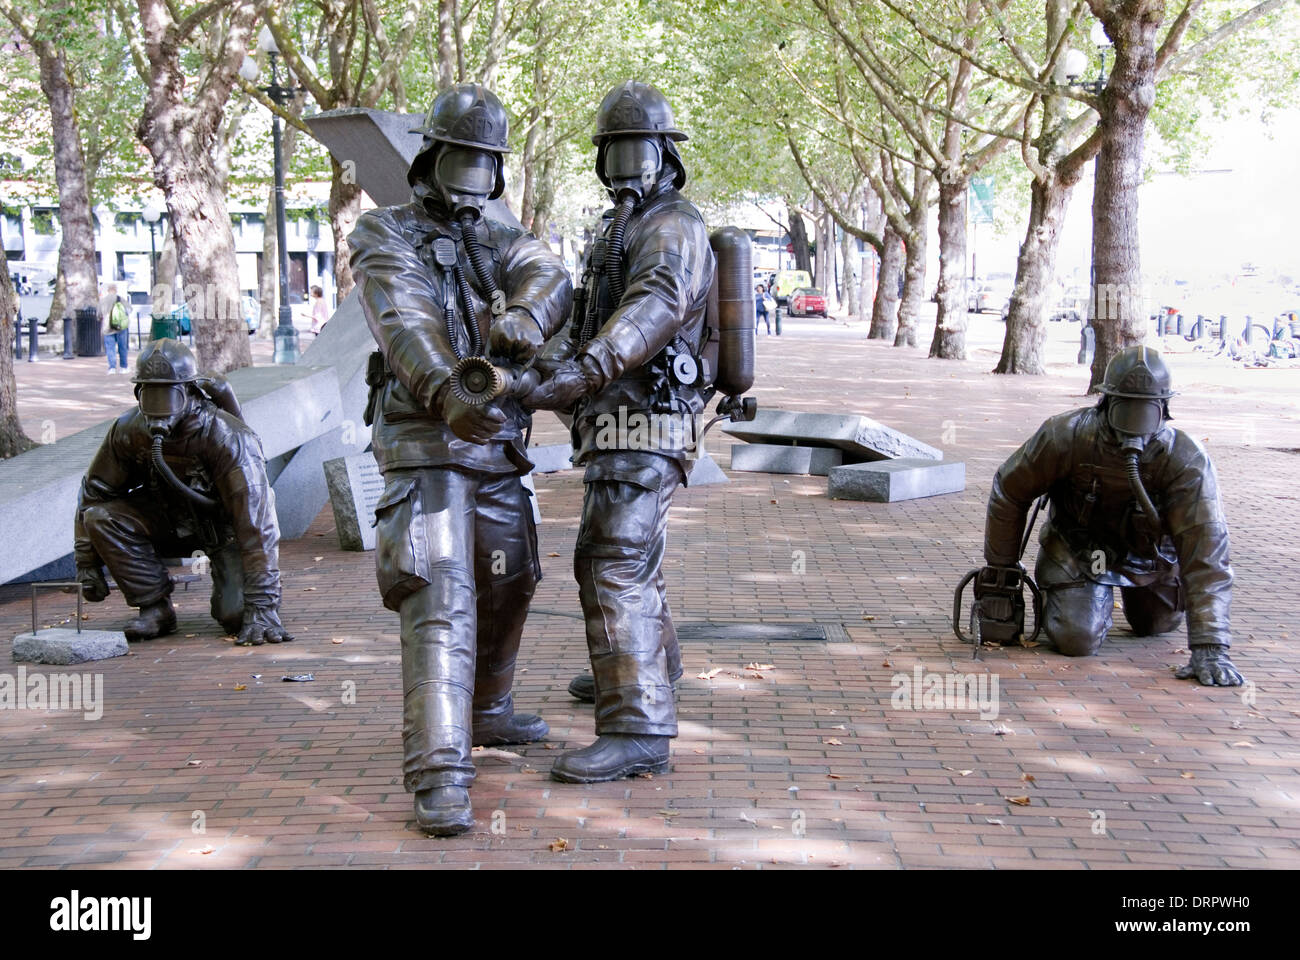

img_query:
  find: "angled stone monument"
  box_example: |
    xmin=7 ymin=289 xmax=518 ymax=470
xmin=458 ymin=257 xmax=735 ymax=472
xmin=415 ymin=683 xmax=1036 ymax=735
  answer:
xmin=723 ymin=409 xmax=942 ymax=466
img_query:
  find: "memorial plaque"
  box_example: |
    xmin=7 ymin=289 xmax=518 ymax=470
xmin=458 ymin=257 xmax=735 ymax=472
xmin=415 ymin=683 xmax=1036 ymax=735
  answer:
xmin=324 ymin=453 xmax=385 ymax=551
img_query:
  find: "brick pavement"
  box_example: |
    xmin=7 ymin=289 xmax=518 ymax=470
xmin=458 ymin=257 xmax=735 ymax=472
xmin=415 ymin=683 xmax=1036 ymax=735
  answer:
xmin=1 ymin=313 xmax=1297 ymax=869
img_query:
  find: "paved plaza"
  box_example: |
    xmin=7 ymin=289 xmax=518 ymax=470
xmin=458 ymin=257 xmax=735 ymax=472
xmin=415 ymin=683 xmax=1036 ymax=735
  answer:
xmin=2 ymin=314 xmax=1298 ymax=869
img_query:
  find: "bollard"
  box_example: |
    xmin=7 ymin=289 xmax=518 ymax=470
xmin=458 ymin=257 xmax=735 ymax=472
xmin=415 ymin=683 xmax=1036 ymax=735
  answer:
xmin=27 ymin=316 xmax=38 ymax=362
xmin=62 ymin=317 xmax=74 ymax=358
xmin=774 ymin=307 xmax=782 ymax=336
xmin=1078 ymin=323 xmax=1095 ymax=366
xmin=14 ymin=313 xmax=23 ymax=361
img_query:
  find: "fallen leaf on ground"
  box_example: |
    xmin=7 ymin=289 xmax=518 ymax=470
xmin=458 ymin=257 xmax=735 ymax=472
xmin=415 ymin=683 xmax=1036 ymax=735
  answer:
xmin=1021 ymin=774 xmax=1035 ymax=784
xmin=189 ymin=845 xmax=215 ymax=855
xmin=696 ymin=667 xmax=723 ymax=680
xmin=304 ymin=587 xmax=317 ymax=591
xmin=548 ymin=838 xmax=569 ymax=852
xmin=823 ymin=737 xmax=843 ymax=745
xmin=233 ymin=684 xmax=246 ymax=691
xmin=746 ymin=663 xmax=774 ymax=671
xmin=1004 ymin=796 xmax=1031 ymax=806
xmin=986 ymin=818 xmax=1004 ymax=826
xmin=658 ymin=809 xmax=679 ymax=818
xmin=1180 ymin=771 xmax=1195 ymax=779
xmin=547 ymin=552 xmax=560 ymax=557
xmin=881 ymin=660 xmax=891 ymax=668
xmin=636 ymin=772 xmax=654 ymax=780
xmin=312 ymin=556 xmax=323 ymax=562
xmin=745 ymin=672 xmax=765 ymax=679
xmin=959 ymin=770 xmax=973 ymax=776
xmin=862 ymin=615 xmax=875 ymax=621
xmin=1230 ymin=741 xmax=1253 ymax=748
xmin=331 ymin=638 xmax=345 ymax=644
xmin=826 ymin=774 xmax=843 ymax=780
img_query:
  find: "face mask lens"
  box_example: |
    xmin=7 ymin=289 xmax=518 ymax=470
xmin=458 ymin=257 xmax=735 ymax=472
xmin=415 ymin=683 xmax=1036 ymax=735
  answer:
xmin=1109 ymin=398 xmax=1161 ymax=436
xmin=436 ymin=148 xmax=496 ymax=196
xmin=605 ymin=137 xmax=661 ymax=181
xmin=140 ymin=384 xmax=186 ymax=418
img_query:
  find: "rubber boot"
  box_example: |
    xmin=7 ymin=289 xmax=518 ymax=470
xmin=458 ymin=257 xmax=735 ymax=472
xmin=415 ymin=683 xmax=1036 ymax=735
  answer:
xmin=473 ymin=713 xmax=548 ymax=747
xmin=413 ymin=785 xmax=474 ymax=837
xmin=123 ymin=599 xmax=177 ymax=642
xmin=550 ymin=734 xmax=671 ymax=783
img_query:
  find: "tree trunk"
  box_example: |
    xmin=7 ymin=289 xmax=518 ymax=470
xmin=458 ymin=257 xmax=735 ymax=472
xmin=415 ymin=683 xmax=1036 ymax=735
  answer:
xmin=840 ymin=227 xmax=858 ymax=320
xmin=154 ymin=228 xmax=177 ymax=314
xmin=869 ymin=226 xmax=901 ymax=340
xmin=329 ymin=156 xmax=362 ymax=299
xmin=1088 ymin=14 xmax=1159 ymax=391
xmin=894 ymin=225 xmax=926 ymax=348
xmin=257 ymin=188 xmax=277 ymax=339
xmin=929 ymin=178 xmax=968 ymax=359
xmin=786 ymin=201 xmax=812 ymax=274
xmin=995 ymin=175 xmax=1074 ymax=374
xmin=135 ymin=0 xmax=255 ymax=375
xmin=47 ymin=261 xmax=66 ymax=331
xmin=37 ymin=45 xmax=98 ymax=318
xmin=0 ymin=266 xmax=33 ymax=457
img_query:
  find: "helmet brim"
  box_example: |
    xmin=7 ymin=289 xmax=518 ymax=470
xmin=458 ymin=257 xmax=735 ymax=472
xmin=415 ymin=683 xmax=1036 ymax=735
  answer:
xmin=409 ymin=130 xmax=512 ymax=154
xmin=593 ymin=129 xmax=688 ymax=145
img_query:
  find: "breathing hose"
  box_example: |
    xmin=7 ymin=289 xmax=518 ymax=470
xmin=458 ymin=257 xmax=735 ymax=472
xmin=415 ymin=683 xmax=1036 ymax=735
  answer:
xmin=151 ymin=433 xmax=217 ymax=510
xmin=1125 ymin=451 xmax=1160 ymax=529
xmin=605 ymin=195 xmax=636 ymax=307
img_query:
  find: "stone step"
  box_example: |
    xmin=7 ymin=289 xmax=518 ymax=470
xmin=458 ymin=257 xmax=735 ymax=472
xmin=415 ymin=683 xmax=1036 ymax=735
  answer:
xmin=730 ymin=442 xmax=843 ymax=476
xmin=827 ymin=457 xmax=966 ymax=502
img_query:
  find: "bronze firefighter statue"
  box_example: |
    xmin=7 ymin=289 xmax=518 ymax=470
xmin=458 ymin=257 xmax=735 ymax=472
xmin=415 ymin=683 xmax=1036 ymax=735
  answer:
xmin=74 ymin=339 xmax=291 ymax=647
xmin=980 ymin=345 xmax=1243 ymax=686
xmin=349 ymin=84 xmax=573 ymax=835
xmin=525 ymin=80 xmax=743 ymax=782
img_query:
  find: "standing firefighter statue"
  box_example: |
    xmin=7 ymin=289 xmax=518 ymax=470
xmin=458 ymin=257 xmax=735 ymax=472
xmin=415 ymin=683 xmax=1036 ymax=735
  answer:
xmin=523 ymin=80 xmax=754 ymax=782
xmin=348 ymin=84 xmax=573 ymax=836
xmin=74 ymin=339 xmax=291 ymax=647
xmin=975 ymin=345 xmax=1243 ymax=686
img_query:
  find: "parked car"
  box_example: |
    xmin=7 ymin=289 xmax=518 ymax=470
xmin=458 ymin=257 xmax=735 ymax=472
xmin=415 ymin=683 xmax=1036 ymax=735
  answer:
xmin=788 ymin=287 xmax=827 ymax=318
xmin=969 ymin=273 xmax=1014 ymax=316
xmin=771 ymin=269 xmax=813 ymax=307
xmin=1049 ymin=285 xmax=1090 ymax=322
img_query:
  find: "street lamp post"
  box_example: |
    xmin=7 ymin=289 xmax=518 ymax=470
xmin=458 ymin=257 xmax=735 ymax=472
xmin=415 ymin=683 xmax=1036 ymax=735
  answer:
xmin=142 ymin=202 xmax=162 ymax=349
xmin=242 ymin=27 xmax=302 ymax=364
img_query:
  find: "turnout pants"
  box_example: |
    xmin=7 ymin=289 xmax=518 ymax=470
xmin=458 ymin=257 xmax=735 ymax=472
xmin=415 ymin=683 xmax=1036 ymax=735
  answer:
xmin=575 ymin=451 xmax=684 ymax=738
xmin=81 ymin=499 xmax=244 ymax=632
xmin=373 ymin=467 xmax=540 ymax=793
xmin=1036 ymin=553 xmax=1186 ymax=657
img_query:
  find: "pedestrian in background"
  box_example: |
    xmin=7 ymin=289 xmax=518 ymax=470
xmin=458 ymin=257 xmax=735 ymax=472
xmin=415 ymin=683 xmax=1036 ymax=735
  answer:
xmin=309 ymin=284 xmax=329 ymax=335
xmin=755 ymin=282 xmax=771 ymax=335
xmin=102 ymin=284 xmax=130 ymax=374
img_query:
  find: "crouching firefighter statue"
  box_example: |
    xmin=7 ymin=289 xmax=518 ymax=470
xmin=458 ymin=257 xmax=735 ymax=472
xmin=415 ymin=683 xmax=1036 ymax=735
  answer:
xmin=73 ymin=339 xmax=291 ymax=646
xmin=523 ymin=80 xmax=755 ymax=782
xmin=975 ymin=345 xmax=1242 ymax=686
xmin=349 ymin=84 xmax=573 ymax=835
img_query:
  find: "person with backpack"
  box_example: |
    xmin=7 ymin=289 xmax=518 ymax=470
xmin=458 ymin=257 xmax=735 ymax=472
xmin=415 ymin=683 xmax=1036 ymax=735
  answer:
xmin=103 ymin=283 xmax=130 ymax=374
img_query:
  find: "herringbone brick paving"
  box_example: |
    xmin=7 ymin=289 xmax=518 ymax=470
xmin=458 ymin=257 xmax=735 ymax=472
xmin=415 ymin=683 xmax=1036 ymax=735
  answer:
xmin=2 ymin=315 xmax=1297 ymax=869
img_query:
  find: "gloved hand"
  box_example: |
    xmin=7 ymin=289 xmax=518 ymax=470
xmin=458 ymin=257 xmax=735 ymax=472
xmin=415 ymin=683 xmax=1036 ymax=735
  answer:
xmin=1175 ymin=644 xmax=1244 ymax=686
xmin=489 ymin=308 xmax=545 ymax=363
xmin=236 ymin=606 xmax=293 ymax=646
xmin=77 ymin=565 xmax=110 ymax=603
xmin=440 ymin=389 xmax=506 ymax=445
xmin=521 ymin=358 xmax=600 ymax=412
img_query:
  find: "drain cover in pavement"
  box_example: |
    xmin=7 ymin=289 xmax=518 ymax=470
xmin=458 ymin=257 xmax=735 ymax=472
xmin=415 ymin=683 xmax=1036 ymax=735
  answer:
xmin=675 ymin=622 xmax=843 ymax=643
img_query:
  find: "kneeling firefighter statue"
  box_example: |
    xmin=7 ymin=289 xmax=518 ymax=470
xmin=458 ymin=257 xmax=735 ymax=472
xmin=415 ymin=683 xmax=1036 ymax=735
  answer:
xmin=74 ymin=339 xmax=291 ymax=647
xmin=349 ymin=84 xmax=573 ymax=835
xmin=524 ymin=80 xmax=755 ymax=782
xmin=963 ymin=345 xmax=1243 ymax=686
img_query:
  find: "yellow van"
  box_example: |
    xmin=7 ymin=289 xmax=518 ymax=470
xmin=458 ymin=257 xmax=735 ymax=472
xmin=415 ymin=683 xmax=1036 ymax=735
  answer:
xmin=772 ymin=270 xmax=813 ymax=306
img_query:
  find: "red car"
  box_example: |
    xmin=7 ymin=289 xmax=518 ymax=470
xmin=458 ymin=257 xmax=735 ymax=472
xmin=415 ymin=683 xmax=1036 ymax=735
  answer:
xmin=788 ymin=287 xmax=827 ymax=317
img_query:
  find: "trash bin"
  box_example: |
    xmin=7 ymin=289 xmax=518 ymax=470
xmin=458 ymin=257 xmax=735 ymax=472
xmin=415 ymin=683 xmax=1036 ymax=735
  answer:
xmin=75 ymin=306 xmax=103 ymax=357
xmin=150 ymin=315 xmax=180 ymax=341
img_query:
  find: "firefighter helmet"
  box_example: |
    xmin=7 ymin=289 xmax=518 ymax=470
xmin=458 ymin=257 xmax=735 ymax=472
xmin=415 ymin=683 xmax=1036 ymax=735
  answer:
xmin=593 ymin=81 xmax=688 ymax=191
xmin=132 ymin=338 xmax=200 ymax=385
xmin=408 ymin=84 xmax=509 ymax=199
xmin=1098 ymin=345 xmax=1176 ymax=399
